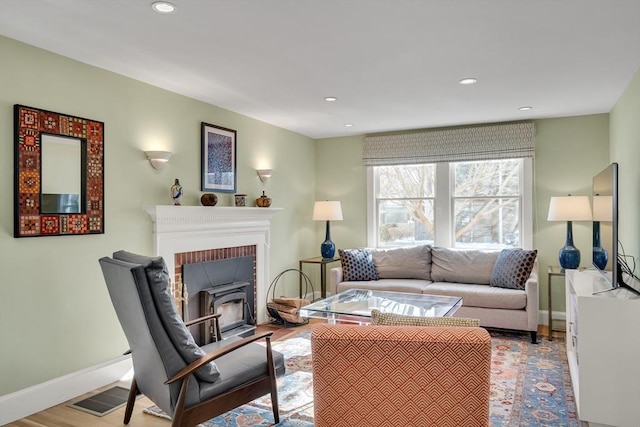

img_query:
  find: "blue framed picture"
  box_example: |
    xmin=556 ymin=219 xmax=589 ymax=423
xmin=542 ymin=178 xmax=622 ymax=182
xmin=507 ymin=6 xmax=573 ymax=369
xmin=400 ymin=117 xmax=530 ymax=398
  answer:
xmin=201 ymin=122 xmax=237 ymax=193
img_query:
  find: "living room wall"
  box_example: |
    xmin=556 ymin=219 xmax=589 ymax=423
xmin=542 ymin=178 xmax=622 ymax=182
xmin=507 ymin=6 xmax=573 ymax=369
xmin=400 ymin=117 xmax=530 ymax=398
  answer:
xmin=610 ymin=69 xmax=640 ymax=268
xmin=0 ymin=36 xmax=318 ymax=396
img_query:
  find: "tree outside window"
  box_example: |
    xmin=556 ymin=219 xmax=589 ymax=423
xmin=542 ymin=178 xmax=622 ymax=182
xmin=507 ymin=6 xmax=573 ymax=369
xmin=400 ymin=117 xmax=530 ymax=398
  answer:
xmin=374 ymin=159 xmax=522 ymax=249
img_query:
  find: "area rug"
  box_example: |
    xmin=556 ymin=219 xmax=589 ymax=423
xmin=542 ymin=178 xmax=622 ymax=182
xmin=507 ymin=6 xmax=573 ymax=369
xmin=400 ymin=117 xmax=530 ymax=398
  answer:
xmin=144 ymin=329 xmax=578 ymax=426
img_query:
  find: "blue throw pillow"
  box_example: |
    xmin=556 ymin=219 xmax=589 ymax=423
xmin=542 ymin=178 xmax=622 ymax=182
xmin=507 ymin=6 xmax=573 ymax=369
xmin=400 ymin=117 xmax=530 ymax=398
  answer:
xmin=490 ymin=248 xmax=537 ymax=290
xmin=338 ymin=248 xmax=378 ymax=281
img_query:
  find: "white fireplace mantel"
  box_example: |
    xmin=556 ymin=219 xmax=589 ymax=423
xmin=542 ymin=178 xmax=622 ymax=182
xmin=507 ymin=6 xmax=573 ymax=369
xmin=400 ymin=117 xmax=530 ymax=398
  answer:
xmin=144 ymin=205 xmax=282 ymax=323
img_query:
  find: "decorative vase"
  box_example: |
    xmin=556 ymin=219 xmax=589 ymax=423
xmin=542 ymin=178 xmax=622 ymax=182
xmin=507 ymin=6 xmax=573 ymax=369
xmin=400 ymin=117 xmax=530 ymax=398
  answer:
xmin=200 ymin=193 xmax=218 ymax=206
xmin=234 ymin=194 xmax=247 ymax=207
xmin=256 ymin=191 xmax=272 ymax=208
xmin=170 ymin=179 xmax=183 ymax=206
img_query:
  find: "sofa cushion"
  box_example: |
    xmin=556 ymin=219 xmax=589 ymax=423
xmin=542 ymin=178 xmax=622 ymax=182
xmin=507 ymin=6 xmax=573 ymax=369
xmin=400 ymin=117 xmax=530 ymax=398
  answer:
xmin=112 ymin=250 xmax=220 ymax=382
xmin=370 ymin=309 xmax=480 ymax=326
xmin=338 ymin=248 xmax=378 ymax=281
xmin=431 ymin=247 xmax=500 ymax=284
xmin=424 ymin=282 xmax=527 ymax=310
xmin=371 ymin=245 xmax=432 ymax=280
xmin=490 ymin=249 xmax=538 ymax=290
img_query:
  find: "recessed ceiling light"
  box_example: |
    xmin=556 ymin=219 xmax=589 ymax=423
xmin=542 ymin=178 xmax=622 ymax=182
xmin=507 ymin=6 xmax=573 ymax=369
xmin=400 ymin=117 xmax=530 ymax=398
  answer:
xmin=344 ymin=124 xmax=353 ymax=127
xmin=519 ymin=106 xmax=533 ymax=111
xmin=152 ymin=1 xmax=177 ymax=13
xmin=458 ymin=78 xmax=478 ymax=85
xmin=324 ymin=96 xmax=337 ymax=102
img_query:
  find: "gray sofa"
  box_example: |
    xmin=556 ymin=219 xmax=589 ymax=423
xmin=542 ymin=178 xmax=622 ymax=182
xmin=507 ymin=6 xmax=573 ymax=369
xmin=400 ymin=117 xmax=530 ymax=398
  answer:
xmin=330 ymin=245 xmax=539 ymax=343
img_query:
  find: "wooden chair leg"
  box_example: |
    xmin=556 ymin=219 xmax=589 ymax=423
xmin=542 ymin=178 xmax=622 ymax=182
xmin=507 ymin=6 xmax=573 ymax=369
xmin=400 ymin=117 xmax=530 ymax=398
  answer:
xmin=124 ymin=377 xmax=138 ymax=425
xmin=266 ymin=337 xmax=280 ymax=424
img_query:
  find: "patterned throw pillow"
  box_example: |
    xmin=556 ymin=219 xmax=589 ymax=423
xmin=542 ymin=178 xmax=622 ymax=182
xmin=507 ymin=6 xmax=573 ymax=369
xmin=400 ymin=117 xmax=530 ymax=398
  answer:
xmin=338 ymin=248 xmax=378 ymax=281
xmin=371 ymin=309 xmax=480 ymax=327
xmin=490 ymin=248 xmax=537 ymax=290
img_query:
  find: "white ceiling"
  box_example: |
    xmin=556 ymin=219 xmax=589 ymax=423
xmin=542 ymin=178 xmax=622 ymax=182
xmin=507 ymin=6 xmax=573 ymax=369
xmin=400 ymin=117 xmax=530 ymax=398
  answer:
xmin=1 ymin=0 xmax=639 ymax=139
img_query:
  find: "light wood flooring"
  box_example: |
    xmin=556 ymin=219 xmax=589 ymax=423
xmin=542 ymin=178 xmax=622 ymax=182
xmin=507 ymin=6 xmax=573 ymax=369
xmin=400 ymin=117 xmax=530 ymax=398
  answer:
xmin=7 ymin=323 xmax=559 ymax=427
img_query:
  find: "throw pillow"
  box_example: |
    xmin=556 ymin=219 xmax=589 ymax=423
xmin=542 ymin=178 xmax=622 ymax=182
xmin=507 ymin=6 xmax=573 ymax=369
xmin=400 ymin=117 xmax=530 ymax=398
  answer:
xmin=338 ymin=248 xmax=378 ymax=281
xmin=371 ymin=245 xmax=432 ymax=280
xmin=490 ymin=248 xmax=538 ymax=290
xmin=431 ymin=247 xmax=501 ymax=284
xmin=112 ymin=250 xmax=220 ymax=382
xmin=371 ymin=309 xmax=480 ymax=327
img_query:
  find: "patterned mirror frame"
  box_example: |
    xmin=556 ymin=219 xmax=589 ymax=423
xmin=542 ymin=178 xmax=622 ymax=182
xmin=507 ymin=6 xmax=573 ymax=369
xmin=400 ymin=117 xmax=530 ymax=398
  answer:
xmin=14 ymin=105 xmax=104 ymax=237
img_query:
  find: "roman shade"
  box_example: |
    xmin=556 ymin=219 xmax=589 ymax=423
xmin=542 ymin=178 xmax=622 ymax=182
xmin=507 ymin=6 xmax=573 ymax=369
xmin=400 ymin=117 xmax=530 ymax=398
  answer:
xmin=362 ymin=122 xmax=535 ymax=166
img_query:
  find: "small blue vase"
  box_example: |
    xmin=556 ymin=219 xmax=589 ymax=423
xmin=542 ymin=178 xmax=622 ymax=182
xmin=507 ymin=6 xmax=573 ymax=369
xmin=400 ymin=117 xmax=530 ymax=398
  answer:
xmin=559 ymin=221 xmax=580 ymax=269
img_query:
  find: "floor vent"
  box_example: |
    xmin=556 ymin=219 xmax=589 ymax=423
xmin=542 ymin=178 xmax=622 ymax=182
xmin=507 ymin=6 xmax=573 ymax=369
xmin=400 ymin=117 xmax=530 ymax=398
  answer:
xmin=68 ymin=386 xmax=130 ymax=417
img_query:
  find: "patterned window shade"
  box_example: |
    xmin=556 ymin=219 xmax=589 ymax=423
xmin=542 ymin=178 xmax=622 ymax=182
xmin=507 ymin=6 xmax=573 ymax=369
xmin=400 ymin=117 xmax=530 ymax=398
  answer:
xmin=362 ymin=122 xmax=535 ymax=166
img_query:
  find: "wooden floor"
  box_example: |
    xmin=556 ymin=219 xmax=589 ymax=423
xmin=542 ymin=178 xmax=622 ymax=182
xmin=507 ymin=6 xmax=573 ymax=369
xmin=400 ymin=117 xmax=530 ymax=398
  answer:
xmin=7 ymin=323 xmax=559 ymax=427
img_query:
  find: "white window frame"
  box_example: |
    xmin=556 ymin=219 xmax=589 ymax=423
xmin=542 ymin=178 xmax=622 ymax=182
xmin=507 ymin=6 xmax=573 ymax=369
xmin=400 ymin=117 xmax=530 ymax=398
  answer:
xmin=367 ymin=158 xmax=533 ymax=249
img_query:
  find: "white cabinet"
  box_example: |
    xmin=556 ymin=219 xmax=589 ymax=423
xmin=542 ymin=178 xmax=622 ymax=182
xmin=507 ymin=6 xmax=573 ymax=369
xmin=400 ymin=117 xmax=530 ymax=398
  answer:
xmin=565 ymin=270 xmax=640 ymax=427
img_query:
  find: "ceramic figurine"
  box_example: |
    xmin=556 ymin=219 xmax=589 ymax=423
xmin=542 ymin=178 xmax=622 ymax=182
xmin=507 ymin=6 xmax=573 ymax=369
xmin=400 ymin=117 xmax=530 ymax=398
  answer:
xmin=170 ymin=179 xmax=183 ymax=205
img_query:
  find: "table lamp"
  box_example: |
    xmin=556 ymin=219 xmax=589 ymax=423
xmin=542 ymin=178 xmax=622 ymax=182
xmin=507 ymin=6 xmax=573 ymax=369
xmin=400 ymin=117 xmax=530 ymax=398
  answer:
xmin=313 ymin=201 xmax=343 ymax=259
xmin=547 ymin=195 xmax=592 ymax=269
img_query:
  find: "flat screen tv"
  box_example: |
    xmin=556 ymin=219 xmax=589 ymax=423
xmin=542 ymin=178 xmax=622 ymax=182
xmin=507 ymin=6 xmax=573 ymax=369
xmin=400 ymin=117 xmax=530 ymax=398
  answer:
xmin=592 ymin=162 xmax=640 ymax=295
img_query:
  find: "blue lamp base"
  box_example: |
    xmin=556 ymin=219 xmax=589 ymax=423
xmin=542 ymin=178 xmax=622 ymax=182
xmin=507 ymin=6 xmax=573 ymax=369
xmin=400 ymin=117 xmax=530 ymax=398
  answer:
xmin=559 ymin=220 xmax=580 ymax=269
xmin=320 ymin=240 xmax=336 ymax=259
xmin=559 ymin=246 xmax=580 ymax=269
xmin=320 ymin=220 xmax=336 ymax=259
xmin=592 ymin=220 xmax=608 ymax=270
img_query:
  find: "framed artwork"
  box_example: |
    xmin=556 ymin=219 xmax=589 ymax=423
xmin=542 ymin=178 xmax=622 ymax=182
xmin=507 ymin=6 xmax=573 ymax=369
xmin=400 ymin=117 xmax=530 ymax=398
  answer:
xmin=201 ymin=122 xmax=237 ymax=193
xmin=13 ymin=105 xmax=104 ymax=237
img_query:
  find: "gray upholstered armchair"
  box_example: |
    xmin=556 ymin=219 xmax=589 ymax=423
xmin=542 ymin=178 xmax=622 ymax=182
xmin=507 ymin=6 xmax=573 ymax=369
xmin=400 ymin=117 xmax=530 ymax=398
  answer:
xmin=99 ymin=251 xmax=285 ymax=427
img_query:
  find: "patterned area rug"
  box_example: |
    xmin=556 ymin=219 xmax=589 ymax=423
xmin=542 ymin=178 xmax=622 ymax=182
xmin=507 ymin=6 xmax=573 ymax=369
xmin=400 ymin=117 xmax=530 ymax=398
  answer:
xmin=144 ymin=328 xmax=578 ymax=426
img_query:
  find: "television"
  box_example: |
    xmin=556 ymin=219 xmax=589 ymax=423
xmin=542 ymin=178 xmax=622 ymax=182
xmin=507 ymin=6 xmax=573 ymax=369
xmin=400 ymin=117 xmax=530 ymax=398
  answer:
xmin=592 ymin=162 xmax=640 ymax=295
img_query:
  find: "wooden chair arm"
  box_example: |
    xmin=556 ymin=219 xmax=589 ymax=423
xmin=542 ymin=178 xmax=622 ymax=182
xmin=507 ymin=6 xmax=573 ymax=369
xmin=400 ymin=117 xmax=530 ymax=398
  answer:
xmin=184 ymin=313 xmax=221 ymax=327
xmin=165 ymin=331 xmax=274 ymax=385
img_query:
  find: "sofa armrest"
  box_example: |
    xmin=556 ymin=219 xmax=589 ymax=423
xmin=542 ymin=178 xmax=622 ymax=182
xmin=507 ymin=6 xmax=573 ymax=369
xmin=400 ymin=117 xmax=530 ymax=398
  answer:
xmin=524 ymin=258 xmax=539 ymax=332
xmin=329 ymin=267 xmax=343 ymax=295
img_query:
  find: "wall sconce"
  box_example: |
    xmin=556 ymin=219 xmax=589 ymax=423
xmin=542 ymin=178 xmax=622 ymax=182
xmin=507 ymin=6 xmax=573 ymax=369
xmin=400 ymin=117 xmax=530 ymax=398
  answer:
xmin=257 ymin=169 xmax=273 ymax=182
xmin=144 ymin=150 xmax=172 ymax=170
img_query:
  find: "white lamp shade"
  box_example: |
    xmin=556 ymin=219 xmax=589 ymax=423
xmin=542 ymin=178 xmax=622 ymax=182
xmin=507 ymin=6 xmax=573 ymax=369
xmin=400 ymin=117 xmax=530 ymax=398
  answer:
xmin=313 ymin=201 xmax=343 ymax=221
xmin=592 ymin=195 xmax=613 ymax=222
xmin=547 ymin=196 xmax=592 ymax=221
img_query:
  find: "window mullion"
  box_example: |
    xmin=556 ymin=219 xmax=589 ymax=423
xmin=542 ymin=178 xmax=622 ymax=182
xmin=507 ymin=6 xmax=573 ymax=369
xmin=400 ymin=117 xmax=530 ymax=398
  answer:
xmin=434 ymin=163 xmax=452 ymax=247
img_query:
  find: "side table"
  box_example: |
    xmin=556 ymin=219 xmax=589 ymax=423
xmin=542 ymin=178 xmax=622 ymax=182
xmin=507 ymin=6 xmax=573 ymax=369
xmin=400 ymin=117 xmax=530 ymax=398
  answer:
xmin=299 ymin=256 xmax=341 ymax=299
xmin=547 ymin=266 xmax=567 ymax=340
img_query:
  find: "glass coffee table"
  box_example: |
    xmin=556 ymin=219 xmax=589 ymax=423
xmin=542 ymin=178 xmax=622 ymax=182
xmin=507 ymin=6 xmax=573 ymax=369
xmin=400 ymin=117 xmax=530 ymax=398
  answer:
xmin=300 ymin=288 xmax=462 ymax=324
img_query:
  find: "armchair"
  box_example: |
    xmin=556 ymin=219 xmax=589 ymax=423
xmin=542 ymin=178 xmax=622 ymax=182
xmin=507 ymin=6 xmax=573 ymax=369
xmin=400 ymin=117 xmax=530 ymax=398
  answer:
xmin=99 ymin=251 xmax=285 ymax=427
xmin=311 ymin=324 xmax=491 ymax=427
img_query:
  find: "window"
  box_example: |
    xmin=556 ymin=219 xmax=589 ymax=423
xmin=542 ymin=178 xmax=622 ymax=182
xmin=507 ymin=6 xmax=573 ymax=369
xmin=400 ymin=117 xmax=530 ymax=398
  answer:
xmin=369 ymin=159 xmax=532 ymax=249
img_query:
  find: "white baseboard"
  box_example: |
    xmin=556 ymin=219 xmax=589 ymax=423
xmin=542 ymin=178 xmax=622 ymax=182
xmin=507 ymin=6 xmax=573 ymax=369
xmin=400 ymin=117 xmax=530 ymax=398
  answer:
xmin=0 ymin=355 xmax=132 ymax=425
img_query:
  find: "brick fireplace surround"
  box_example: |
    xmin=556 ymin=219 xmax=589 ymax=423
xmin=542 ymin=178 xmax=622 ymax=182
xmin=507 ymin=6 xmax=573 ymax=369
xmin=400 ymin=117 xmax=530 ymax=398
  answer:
xmin=144 ymin=205 xmax=282 ymax=323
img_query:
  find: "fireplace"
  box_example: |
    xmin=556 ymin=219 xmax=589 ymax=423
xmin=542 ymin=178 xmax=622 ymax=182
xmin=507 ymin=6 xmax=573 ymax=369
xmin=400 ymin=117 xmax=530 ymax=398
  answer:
xmin=200 ymin=281 xmax=255 ymax=342
xmin=144 ymin=205 xmax=282 ymax=325
xmin=182 ymin=256 xmax=256 ymax=343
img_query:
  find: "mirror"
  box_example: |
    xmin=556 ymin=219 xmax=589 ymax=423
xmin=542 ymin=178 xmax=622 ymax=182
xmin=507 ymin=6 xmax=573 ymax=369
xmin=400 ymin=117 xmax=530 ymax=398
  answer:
xmin=14 ymin=105 xmax=104 ymax=237
xmin=41 ymin=134 xmax=84 ymax=214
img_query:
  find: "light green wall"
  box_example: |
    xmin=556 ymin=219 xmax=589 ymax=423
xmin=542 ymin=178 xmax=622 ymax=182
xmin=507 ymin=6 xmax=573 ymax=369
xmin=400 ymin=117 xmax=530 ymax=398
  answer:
xmin=610 ymin=68 xmax=640 ymax=265
xmin=316 ymin=115 xmax=611 ymax=315
xmin=0 ymin=36 xmax=317 ymax=395
xmin=533 ymin=114 xmax=610 ymax=310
